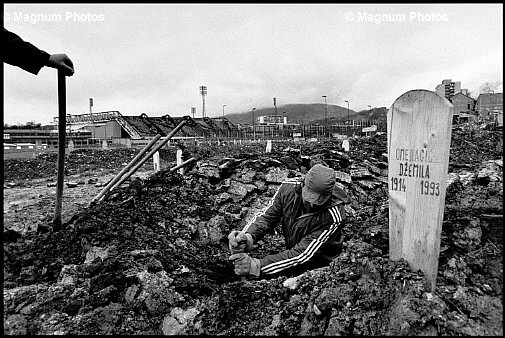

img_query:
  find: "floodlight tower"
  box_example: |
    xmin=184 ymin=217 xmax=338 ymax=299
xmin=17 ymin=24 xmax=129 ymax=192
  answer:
xmin=199 ymin=86 xmax=207 ymax=118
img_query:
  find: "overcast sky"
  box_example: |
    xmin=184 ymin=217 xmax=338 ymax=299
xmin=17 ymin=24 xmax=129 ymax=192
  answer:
xmin=3 ymin=3 xmax=503 ymax=126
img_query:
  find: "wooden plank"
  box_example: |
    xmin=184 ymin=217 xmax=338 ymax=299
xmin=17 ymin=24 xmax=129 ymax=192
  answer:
xmin=387 ymin=90 xmax=453 ymax=292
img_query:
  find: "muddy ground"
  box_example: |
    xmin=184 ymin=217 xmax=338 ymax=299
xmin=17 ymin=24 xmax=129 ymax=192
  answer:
xmin=3 ymin=127 xmax=503 ymax=335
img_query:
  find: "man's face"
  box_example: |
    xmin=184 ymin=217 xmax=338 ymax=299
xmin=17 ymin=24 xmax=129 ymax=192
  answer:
xmin=303 ymin=199 xmax=324 ymax=212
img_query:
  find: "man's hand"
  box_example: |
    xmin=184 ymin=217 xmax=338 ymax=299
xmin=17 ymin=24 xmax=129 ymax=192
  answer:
xmin=228 ymin=231 xmax=253 ymax=253
xmin=47 ymin=54 xmax=74 ymax=76
xmin=229 ymin=253 xmax=261 ymax=277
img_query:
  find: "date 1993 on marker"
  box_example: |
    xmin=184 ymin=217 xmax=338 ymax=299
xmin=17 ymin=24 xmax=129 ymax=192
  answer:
xmin=420 ymin=180 xmax=440 ymax=196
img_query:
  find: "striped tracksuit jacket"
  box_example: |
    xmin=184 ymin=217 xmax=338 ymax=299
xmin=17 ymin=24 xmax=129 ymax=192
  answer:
xmin=243 ymin=178 xmax=351 ymax=277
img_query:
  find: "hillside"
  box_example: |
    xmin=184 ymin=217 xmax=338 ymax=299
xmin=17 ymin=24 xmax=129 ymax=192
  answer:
xmin=311 ymin=107 xmax=389 ymax=125
xmin=226 ymin=103 xmax=358 ymax=125
xmin=352 ymin=107 xmax=388 ymax=121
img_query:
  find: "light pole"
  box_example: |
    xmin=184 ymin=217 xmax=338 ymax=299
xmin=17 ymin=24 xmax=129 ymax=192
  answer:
xmin=222 ymin=105 xmax=227 ymax=138
xmin=199 ymin=86 xmax=207 ymax=118
xmin=252 ymin=108 xmax=256 ymax=139
xmin=367 ymin=105 xmax=371 ymax=129
xmin=344 ymin=100 xmax=350 ymax=136
xmin=322 ymin=95 xmax=327 ymax=138
xmin=282 ymin=111 xmax=286 ymax=139
xmin=302 ymin=113 xmax=305 ymax=138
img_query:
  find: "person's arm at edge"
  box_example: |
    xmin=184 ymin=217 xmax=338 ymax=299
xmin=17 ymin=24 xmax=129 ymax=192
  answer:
xmin=3 ymin=28 xmax=51 ymax=75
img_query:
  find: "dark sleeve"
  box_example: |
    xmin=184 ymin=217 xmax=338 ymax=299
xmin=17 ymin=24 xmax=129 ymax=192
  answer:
xmin=241 ymin=182 xmax=287 ymax=243
xmin=2 ymin=29 xmax=51 ymax=75
xmin=259 ymin=204 xmax=345 ymax=276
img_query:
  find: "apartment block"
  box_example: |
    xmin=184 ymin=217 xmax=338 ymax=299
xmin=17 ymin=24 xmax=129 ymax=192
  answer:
xmin=435 ymin=79 xmax=462 ymax=100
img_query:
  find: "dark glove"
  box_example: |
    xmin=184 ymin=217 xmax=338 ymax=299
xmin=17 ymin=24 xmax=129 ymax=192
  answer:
xmin=228 ymin=231 xmax=254 ymax=253
xmin=229 ymin=253 xmax=261 ymax=277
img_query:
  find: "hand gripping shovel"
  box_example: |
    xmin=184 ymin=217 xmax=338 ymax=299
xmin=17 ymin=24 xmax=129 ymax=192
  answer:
xmin=229 ymin=229 xmax=248 ymax=282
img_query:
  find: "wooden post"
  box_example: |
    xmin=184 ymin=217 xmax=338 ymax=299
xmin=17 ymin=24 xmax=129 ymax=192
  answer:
xmin=387 ymin=90 xmax=453 ymax=292
xmin=169 ymin=157 xmax=196 ymax=173
xmin=342 ymin=139 xmax=350 ymax=152
xmin=111 ymin=118 xmax=189 ymax=190
xmin=68 ymin=139 xmax=74 ymax=152
xmin=176 ymin=147 xmax=183 ymax=175
xmin=91 ymin=134 xmax=161 ymax=204
xmin=266 ymin=140 xmax=272 ymax=153
xmin=153 ymin=151 xmax=160 ymax=172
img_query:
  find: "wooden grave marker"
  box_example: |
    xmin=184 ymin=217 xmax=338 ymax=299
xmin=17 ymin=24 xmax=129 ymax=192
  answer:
xmin=387 ymin=89 xmax=453 ymax=292
xmin=176 ymin=147 xmax=184 ymax=175
xmin=266 ymin=140 xmax=272 ymax=153
xmin=153 ymin=151 xmax=160 ymax=172
xmin=342 ymin=139 xmax=350 ymax=152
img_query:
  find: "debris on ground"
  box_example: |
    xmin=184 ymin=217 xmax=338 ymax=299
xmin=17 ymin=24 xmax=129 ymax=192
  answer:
xmin=3 ymin=128 xmax=502 ymax=335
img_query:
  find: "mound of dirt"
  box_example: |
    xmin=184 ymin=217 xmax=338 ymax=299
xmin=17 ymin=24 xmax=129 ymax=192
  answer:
xmin=3 ymin=127 xmax=502 ymax=335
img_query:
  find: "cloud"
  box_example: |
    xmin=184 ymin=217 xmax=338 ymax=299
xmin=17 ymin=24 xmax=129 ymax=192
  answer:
xmin=3 ymin=3 xmax=503 ymax=125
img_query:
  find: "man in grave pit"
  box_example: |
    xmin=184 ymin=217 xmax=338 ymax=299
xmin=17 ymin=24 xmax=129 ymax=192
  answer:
xmin=228 ymin=164 xmax=352 ymax=278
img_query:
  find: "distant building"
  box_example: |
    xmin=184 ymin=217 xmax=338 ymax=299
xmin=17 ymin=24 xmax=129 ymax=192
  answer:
xmin=53 ymin=111 xmax=241 ymax=140
xmin=257 ymin=115 xmax=287 ymax=125
xmin=435 ymin=79 xmax=461 ymax=100
xmin=3 ymin=128 xmax=91 ymax=147
xmin=476 ymin=93 xmax=503 ymax=119
xmin=450 ymin=92 xmax=476 ymax=115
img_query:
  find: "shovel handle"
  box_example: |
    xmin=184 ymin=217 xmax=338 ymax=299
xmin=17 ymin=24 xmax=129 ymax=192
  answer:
xmin=53 ymin=70 xmax=66 ymax=230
